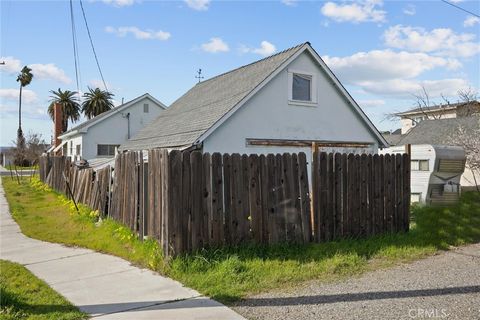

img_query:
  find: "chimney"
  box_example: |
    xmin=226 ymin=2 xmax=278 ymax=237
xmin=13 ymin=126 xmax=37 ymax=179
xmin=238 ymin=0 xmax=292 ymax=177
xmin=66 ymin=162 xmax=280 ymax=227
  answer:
xmin=53 ymin=102 xmax=63 ymax=148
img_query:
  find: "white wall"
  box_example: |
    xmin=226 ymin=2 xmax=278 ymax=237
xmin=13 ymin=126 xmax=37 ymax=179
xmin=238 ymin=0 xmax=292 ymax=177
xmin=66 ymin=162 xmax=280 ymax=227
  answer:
xmin=64 ymin=135 xmax=83 ymax=161
xmin=67 ymin=96 xmax=164 ymax=160
xmin=400 ymin=109 xmax=457 ymax=134
xmin=203 ymin=51 xmax=379 ymax=163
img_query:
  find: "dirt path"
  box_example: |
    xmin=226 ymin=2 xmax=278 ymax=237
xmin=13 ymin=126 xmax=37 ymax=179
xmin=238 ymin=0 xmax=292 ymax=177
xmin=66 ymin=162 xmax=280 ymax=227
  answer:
xmin=234 ymin=244 xmax=480 ymax=320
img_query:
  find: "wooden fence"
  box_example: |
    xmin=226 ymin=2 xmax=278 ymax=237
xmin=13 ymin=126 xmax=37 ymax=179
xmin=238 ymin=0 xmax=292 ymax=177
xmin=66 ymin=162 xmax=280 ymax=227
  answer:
xmin=39 ymin=150 xmax=410 ymax=256
xmin=312 ymin=152 xmax=410 ymax=241
xmin=39 ymin=155 xmax=111 ymax=214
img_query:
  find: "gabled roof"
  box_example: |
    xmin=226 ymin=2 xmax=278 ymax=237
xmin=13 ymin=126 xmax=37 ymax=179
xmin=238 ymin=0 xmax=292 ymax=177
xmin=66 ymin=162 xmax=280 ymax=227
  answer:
xmin=121 ymin=42 xmax=387 ymax=151
xmin=395 ymin=100 xmax=479 ymax=117
xmin=59 ymin=93 xmax=166 ymax=139
xmin=398 ymin=116 xmax=479 ymax=146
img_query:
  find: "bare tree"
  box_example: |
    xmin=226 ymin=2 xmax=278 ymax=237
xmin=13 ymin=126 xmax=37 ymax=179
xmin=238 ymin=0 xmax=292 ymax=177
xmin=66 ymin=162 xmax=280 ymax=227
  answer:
xmin=386 ymin=86 xmax=480 ymax=127
xmin=448 ymin=121 xmax=480 ymax=192
xmin=10 ymin=132 xmax=48 ymax=167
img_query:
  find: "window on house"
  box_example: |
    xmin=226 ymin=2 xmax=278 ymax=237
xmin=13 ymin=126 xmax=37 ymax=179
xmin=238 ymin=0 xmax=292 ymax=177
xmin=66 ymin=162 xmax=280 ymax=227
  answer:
xmin=292 ymin=73 xmax=312 ymax=101
xmin=143 ymin=103 xmax=149 ymax=113
xmin=76 ymin=144 xmax=81 ymax=156
xmin=411 ymin=193 xmax=421 ymax=203
xmin=69 ymin=141 xmax=73 ymax=155
xmin=97 ymin=144 xmax=119 ymax=156
xmin=411 ymin=160 xmax=429 ymax=171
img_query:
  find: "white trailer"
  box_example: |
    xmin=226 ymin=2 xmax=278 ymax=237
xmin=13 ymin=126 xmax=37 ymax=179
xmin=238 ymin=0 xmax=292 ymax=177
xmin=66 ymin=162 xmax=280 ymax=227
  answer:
xmin=380 ymin=144 xmax=466 ymax=205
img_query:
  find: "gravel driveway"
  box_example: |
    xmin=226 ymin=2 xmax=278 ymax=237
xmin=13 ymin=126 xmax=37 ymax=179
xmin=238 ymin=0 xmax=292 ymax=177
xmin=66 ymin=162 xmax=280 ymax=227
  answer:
xmin=233 ymin=243 xmax=480 ymax=320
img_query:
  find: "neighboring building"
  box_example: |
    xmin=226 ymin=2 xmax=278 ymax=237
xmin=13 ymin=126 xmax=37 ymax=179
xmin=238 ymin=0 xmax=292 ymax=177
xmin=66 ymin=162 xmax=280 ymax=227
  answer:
xmin=380 ymin=144 xmax=465 ymax=205
xmin=395 ymin=100 xmax=480 ymax=134
xmin=0 ymin=146 xmax=14 ymax=166
xmin=57 ymin=93 xmax=166 ymax=161
xmin=121 ymin=42 xmax=387 ymax=167
xmin=398 ymin=116 xmax=480 ymax=191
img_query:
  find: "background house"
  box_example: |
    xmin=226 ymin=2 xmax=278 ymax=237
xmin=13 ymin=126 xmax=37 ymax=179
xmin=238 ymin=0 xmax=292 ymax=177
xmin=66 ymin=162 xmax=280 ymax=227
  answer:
xmin=397 ymin=116 xmax=480 ymax=191
xmin=396 ymin=100 xmax=480 ymax=134
xmin=58 ymin=93 xmax=165 ymax=161
xmin=120 ymin=42 xmax=387 ymax=167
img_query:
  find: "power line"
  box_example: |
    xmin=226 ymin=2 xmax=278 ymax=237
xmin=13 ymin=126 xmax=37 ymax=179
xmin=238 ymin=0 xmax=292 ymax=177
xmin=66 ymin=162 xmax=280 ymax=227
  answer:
xmin=441 ymin=0 xmax=480 ymax=18
xmin=79 ymin=0 xmax=109 ymax=92
xmin=69 ymin=0 xmax=81 ymax=97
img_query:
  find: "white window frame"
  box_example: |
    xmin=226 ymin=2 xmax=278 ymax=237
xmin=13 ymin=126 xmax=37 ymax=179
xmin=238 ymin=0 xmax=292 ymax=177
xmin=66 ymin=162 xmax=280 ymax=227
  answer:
xmin=288 ymin=69 xmax=317 ymax=106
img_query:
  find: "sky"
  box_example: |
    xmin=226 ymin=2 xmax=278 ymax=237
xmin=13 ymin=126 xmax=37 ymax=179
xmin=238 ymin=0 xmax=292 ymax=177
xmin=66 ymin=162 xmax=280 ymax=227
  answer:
xmin=1 ymin=0 xmax=479 ymax=146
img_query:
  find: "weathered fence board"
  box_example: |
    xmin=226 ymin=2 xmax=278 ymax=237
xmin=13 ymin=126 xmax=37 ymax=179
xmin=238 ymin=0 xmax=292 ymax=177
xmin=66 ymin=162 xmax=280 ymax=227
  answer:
xmin=39 ymin=149 xmax=410 ymax=257
xmin=312 ymin=152 xmax=410 ymax=240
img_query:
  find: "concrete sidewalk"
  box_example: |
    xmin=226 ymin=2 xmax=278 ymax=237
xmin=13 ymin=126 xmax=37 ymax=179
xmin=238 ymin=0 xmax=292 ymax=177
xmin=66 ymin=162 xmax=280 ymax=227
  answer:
xmin=0 ymin=179 xmax=245 ymax=319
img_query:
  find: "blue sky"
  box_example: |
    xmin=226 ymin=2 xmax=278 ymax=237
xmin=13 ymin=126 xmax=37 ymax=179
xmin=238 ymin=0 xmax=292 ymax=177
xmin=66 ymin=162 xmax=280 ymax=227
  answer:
xmin=1 ymin=0 xmax=479 ymax=146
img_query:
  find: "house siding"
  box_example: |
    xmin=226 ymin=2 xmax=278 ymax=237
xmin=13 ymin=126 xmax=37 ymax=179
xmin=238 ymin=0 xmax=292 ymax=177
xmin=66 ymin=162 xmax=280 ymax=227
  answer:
xmin=203 ymin=51 xmax=379 ymax=162
xmin=63 ymin=97 xmax=164 ymax=160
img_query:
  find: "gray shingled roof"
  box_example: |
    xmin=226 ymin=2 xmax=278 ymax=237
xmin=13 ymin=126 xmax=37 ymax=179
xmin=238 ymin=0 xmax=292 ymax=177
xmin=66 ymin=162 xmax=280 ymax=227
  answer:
xmin=398 ymin=116 xmax=479 ymax=146
xmin=120 ymin=43 xmax=307 ymax=151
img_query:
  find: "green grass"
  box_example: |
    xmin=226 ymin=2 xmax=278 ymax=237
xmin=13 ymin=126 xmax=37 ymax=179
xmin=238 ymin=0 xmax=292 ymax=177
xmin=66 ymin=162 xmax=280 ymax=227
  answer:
xmin=2 ymin=177 xmax=480 ymax=305
xmin=0 ymin=259 xmax=87 ymax=320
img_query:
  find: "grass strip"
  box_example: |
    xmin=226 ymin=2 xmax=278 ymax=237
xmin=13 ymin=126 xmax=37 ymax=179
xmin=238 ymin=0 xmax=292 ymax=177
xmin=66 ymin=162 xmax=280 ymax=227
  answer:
xmin=3 ymin=177 xmax=480 ymax=303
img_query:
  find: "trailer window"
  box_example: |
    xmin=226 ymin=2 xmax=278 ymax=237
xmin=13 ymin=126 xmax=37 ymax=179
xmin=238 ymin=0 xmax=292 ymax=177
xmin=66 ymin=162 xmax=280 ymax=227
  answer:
xmin=411 ymin=160 xmax=429 ymax=171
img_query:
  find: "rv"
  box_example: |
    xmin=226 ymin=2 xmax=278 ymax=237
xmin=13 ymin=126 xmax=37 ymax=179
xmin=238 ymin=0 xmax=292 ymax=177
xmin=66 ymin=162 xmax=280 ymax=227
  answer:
xmin=381 ymin=145 xmax=465 ymax=205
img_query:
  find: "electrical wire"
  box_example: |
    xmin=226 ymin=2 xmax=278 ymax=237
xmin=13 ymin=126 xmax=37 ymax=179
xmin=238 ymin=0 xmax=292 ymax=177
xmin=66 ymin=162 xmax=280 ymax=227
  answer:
xmin=441 ymin=0 xmax=480 ymax=18
xmin=79 ymin=0 xmax=109 ymax=92
xmin=69 ymin=0 xmax=82 ymax=98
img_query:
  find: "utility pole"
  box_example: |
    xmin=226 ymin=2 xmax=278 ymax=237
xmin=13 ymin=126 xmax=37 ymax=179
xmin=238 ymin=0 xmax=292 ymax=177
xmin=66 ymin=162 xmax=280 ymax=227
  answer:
xmin=195 ymin=68 xmax=204 ymax=83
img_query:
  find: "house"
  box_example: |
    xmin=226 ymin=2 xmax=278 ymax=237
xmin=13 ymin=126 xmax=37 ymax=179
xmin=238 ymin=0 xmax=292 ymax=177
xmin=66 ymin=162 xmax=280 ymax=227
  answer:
xmin=57 ymin=93 xmax=166 ymax=161
xmin=380 ymin=144 xmax=465 ymax=205
xmin=397 ymin=116 xmax=480 ymax=191
xmin=120 ymin=42 xmax=387 ymax=166
xmin=395 ymin=100 xmax=480 ymax=134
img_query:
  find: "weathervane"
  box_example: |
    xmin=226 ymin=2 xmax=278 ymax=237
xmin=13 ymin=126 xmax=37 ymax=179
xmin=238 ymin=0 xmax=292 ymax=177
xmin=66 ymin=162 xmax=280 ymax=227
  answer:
xmin=195 ymin=68 xmax=204 ymax=83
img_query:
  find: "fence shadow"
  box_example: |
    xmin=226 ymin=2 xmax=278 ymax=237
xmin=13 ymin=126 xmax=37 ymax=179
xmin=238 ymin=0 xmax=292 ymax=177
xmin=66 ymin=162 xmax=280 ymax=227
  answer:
xmin=236 ymin=285 xmax=480 ymax=307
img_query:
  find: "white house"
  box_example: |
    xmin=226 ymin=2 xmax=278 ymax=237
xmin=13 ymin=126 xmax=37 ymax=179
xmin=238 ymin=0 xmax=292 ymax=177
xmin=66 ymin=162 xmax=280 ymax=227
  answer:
xmin=395 ymin=100 xmax=480 ymax=134
xmin=380 ymin=144 xmax=466 ymax=205
xmin=397 ymin=116 xmax=480 ymax=192
xmin=58 ymin=93 xmax=166 ymax=161
xmin=120 ymin=42 xmax=387 ymax=165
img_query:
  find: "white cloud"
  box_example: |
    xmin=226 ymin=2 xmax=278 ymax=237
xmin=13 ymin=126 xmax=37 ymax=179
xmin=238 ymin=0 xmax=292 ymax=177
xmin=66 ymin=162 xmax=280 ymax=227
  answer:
xmin=357 ymin=99 xmax=385 ymax=108
xmin=323 ymin=50 xmax=461 ymax=83
xmin=0 ymin=88 xmax=38 ymax=104
xmin=29 ymin=63 xmax=71 ymax=84
xmin=0 ymin=56 xmax=22 ymax=74
xmin=357 ymin=78 xmax=470 ymax=98
xmin=0 ymin=57 xmax=71 ymax=84
xmin=282 ymin=0 xmax=298 ymax=6
xmin=201 ymin=37 xmax=229 ymax=53
xmin=101 ymin=0 xmax=139 ymax=7
xmin=241 ymin=41 xmax=277 ymax=57
xmin=105 ymin=26 xmax=171 ymax=41
xmin=464 ymin=16 xmax=480 ymax=27
xmin=185 ymin=0 xmax=210 ymax=11
xmin=320 ymin=0 xmax=386 ymax=23
xmin=384 ymin=25 xmax=480 ymax=58
xmin=403 ymin=4 xmax=415 ymax=16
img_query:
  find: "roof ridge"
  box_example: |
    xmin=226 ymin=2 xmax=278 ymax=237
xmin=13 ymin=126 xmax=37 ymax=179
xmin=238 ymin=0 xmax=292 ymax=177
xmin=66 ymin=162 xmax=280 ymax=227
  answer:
xmin=196 ymin=42 xmax=309 ymax=86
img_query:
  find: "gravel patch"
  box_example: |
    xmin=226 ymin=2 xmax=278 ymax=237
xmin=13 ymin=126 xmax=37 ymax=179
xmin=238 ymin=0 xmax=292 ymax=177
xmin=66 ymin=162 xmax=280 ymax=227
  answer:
xmin=233 ymin=243 xmax=480 ymax=320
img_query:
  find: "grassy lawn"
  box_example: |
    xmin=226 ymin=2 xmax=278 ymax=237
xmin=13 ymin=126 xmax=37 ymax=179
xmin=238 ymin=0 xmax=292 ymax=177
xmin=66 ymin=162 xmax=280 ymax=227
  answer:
xmin=0 ymin=259 xmax=86 ymax=320
xmin=2 ymin=177 xmax=480 ymax=304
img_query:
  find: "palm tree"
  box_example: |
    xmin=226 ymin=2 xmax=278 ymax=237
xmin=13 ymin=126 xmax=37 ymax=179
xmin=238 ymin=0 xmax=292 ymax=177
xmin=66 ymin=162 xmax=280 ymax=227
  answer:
xmin=81 ymin=87 xmax=114 ymax=119
xmin=48 ymin=89 xmax=81 ymax=132
xmin=16 ymin=66 xmax=33 ymax=146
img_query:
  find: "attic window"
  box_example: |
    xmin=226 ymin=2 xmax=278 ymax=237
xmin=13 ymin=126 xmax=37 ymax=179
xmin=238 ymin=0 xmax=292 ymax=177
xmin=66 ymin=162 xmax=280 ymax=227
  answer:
xmin=288 ymin=70 xmax=317 ymax=105
xmin=143 ymin=103 xmax=149 ymax=113
xmin=292 ymin=74 xmax=311 ymax=101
